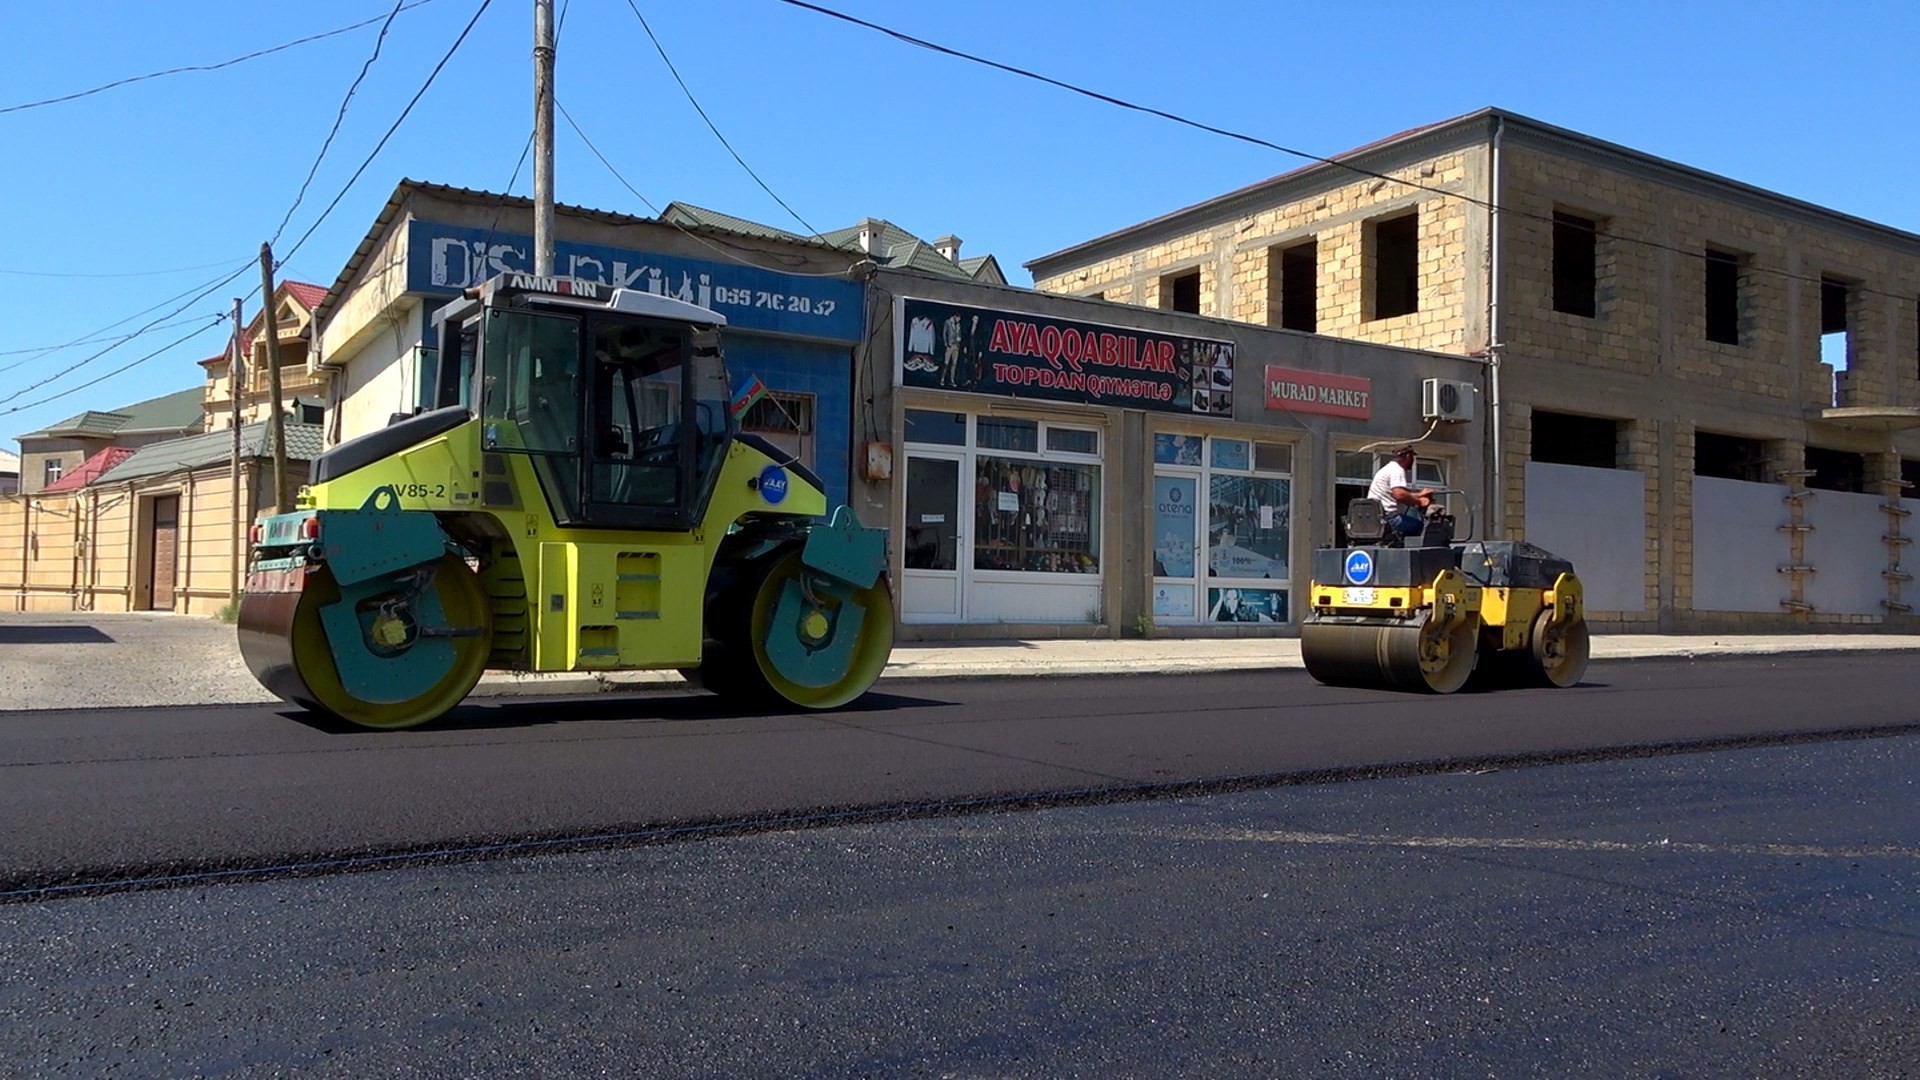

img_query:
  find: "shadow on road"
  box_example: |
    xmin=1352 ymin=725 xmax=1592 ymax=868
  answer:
xmin=0 ymin=625 xmax=115 ymax=645
xmin=277 ymin=688 xmax=957 ymax=734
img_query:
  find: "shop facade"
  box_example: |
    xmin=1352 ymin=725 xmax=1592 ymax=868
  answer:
xmin=854 ymin=269 xmax=1489 ymax=640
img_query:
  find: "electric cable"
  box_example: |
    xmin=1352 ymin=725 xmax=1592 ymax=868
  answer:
xmin=0 ymin=258 xmax=244 ymax=281
xmin=770 ymin=0 xmax=1920 ymax=308
xmin=274 ymin=0 xmax=497 ymax=270
xmin=623 ymin=0 xmax=824 ymax=241
xmin=0 ymin=0 xmax=443 ymax=115
xmin=0 ymin=316 xmax=229 ymax=416
xmin=556 ymin=98 xmax=850 ymax=278
xmin=0 ymin=261 xmax=251 ymax=385
xmin=271 ymin=0 xmax=412 ymax=246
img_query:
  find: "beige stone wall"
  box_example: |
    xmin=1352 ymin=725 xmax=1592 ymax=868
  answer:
xmin=1035 ymin=147 xmax=1487 ymax=355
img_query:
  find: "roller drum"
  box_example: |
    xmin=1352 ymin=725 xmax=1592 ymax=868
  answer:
xmin=1301 ymin=613 xmax=1476 ymax=694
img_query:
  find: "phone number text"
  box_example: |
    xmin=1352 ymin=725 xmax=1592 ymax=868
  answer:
xmin=707 ymin=287 xmax=837 ymax=317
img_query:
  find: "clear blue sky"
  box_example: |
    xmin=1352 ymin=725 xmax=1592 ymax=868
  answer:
xmin=3 ymin=0 xmax=1916 ymax=447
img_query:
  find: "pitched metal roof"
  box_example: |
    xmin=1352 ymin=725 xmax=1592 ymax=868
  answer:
xmin=40 ymin=447 xmax=136 ymax=493
xmin=95 ymin=421 xmax=324 ymax=486
xmin=20 ymin=387 xmax=206 ymax=440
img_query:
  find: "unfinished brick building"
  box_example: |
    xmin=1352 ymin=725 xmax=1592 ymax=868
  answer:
xmin=1027 ymin=107 xmax=1920 ymax=631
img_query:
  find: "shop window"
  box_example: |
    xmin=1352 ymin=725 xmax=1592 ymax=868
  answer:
xmin=1694 ymin=431 xmax=1768 ymax=482
xmin=1046 ymin=426 xmax=1099 ymax=455
xmin=1367 ymin=212 xmax=1419 ymax=320
xmin=1153 ymin=432 xmax=1292 ymax=623
xmin=974 ymin=456 xmax=1099 ymax=574
xmin=1333 ymin=450 xmax=1449 ymax=547
xmin=1531 ymin=411 xmax=1619 ymax=469
xmin=1704 ymin=249 xmax=1741 ymax=345
xmin=1805 ymin=447 xmax=1865 ymax=493
xmin=976 ymin=416 xmax=1038 ymax=453
xmin=904 ymin=409 xmax=965 ymax=446
xmin=1553 ymin=211 xmax=1598 ymax=318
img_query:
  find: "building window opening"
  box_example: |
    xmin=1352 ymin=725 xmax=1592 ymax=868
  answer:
xmin=1694 ymin=431 xmax=1768 ymax=482
xmin=1367 ymin=212 xmax=1419 ymax=320
xmin=1805 ymin=446 xmax=1865 ymax=493
xmin=1821 ymin=277 xmax=1850 ymax=404
xmin=1902 ymin=457 xmax=1920 ymax=496
xmin=1531 ymin=410 xmax=1619 ymax=469
xmin=43 ymin=459 xmax=63 ymax=487
xmin=1163 ymin=270 xmax=1200 ymax=314
xmin=1704 ymin=249 xmax=1741 ymax=345
xmin=1274 ymin=240 xmax=1318 ymax=332
xmin=1552 ymin=211 xmax=1597 ymax=318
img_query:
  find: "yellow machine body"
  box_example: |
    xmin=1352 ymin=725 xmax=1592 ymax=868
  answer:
xmin=238 ymin=274 xmax=895 ymax=729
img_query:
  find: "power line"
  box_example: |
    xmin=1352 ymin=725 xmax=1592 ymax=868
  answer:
xmin=0 ymin=315 xmax=216 ymax=369
xmin=0 ymin=0 xmax=443 ymax=115
xmin=0 ymin=258 xmax=243 ymax=280
xmin=0 ymin=318 xmax=229 ymax=417
xmin=623 ymin=0 xmax=823 ymax=240
xmin=555 ymin=98 xmax=848 ymax=278
xmin=771 ymin=0 xmax=1920 ymax=308
xmin=0 ymin=262 xmax=253 ymax=407
xmin=275 ymin=0 xmax=498 ymax=270
xmin=271 ymin=0 xmax=411 ymax=246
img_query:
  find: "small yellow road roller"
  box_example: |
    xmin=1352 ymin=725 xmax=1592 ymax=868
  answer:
xmin=1300 ymin=500 xmax=1589 ymax=693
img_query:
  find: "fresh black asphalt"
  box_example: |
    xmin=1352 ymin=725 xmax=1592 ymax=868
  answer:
xmin=1 ymin=653 xmax=1915 ymax=894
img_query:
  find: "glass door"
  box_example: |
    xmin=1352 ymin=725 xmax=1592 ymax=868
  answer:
xmin=902 ymin=451 xmax=964 ymax=621
xmin=1151 ymin=472 xmax=1200 ymax=622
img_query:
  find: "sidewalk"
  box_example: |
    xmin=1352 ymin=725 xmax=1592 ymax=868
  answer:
xmin=1 ymin=609 xmax=1915 ymax=711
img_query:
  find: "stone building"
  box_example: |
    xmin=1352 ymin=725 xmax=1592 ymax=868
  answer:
xmin=1027 ymin=107 xmax=1920 ymax=630
xmin=14 ymin=387 xmax=206 ymax=496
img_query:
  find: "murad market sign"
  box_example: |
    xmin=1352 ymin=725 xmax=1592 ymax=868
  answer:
xmin=1263 ymin=365 xmax=1372 ymax=420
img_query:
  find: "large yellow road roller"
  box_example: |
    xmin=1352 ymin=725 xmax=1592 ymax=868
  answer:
xmin=238 ymin=273 xmax=895 ymax=729
xmin=1300 ymin=501 xmax=1589 ymax=693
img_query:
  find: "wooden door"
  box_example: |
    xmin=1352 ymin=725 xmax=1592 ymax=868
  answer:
xmin=149 ymin=495 xmax=179 ymax=610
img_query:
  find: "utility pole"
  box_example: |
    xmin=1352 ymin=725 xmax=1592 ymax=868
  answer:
xmin=257 ymin=243 xmax=289 ymax=513
xmin=228 ymin=297 xmax=245 ymax=604
xmin=532 ymin=0 xmax=556 ymax=277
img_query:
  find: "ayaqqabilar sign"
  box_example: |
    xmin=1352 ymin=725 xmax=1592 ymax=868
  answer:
xmin=901 ymin=298 xmax=1237 ymax=416
xmin=1263 ymin=365 xmax=1372 ymax=420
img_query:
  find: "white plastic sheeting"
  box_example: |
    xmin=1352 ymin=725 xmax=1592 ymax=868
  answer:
xmin=1691 ymin=476 xmax=1790 ymax=613
xmin=1525 ymin=462 xmax=1647 ymax=613
xmin=1805 ymin=489 xmax=1892 ymax=616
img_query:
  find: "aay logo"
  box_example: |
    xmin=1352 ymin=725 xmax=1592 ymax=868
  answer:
xmin=1344 ymin=549 xmax=1374 ymax=585
xmin=758 ymin=464 xmax=789 ymax=505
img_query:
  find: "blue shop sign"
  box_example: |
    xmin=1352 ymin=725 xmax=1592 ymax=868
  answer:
xmin=406 ymin=220 xmax=863 ymax=343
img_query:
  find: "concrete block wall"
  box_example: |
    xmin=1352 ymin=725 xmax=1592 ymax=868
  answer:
xmin=1035 ymin=149 xmax=1486 ymax=357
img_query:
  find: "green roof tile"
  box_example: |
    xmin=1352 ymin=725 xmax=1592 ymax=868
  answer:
xmin=95 ymin=421 xmax=323 ymax=485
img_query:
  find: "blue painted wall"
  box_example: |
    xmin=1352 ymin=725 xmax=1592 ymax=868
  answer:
xmin=727 ymin=336 xmax=854 ymax=511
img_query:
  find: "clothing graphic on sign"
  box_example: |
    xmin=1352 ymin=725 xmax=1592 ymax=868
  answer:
xmin=942 ymin=313 xmax=963 ymax=388
xmin=908 ymin=316 xmax=935 ymax=357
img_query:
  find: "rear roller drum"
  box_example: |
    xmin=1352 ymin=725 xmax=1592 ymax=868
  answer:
xmin=1523 ymin=609 xmax=1589 ymax=688
xmin=238 ymin=553 xmax=492 ymax=729
xmin=1301 ymin=612 xmax=1478 ymax=694
xmin=697 ymin=550 xmax=894 ymax=709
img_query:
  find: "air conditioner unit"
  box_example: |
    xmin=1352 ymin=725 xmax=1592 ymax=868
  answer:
xmin=1422 ymin=378 xmax=1476 ymax=423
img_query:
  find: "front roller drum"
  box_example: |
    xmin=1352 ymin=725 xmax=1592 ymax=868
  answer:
xmin=1301 ymin=612 xmax=1479 ymax=694
xmin=237 ymin=553 xmax=493 ymax=729
xmin=696 ymin=550 xmax=895 ymax=710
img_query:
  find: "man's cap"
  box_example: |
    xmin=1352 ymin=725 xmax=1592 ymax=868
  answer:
xmin=1392 ymin=444 xmax=1416 ymax=456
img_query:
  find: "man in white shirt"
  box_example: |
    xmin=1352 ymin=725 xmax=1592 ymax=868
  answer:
xmin=1367 ymin=445 xmax=1434 ymax=538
